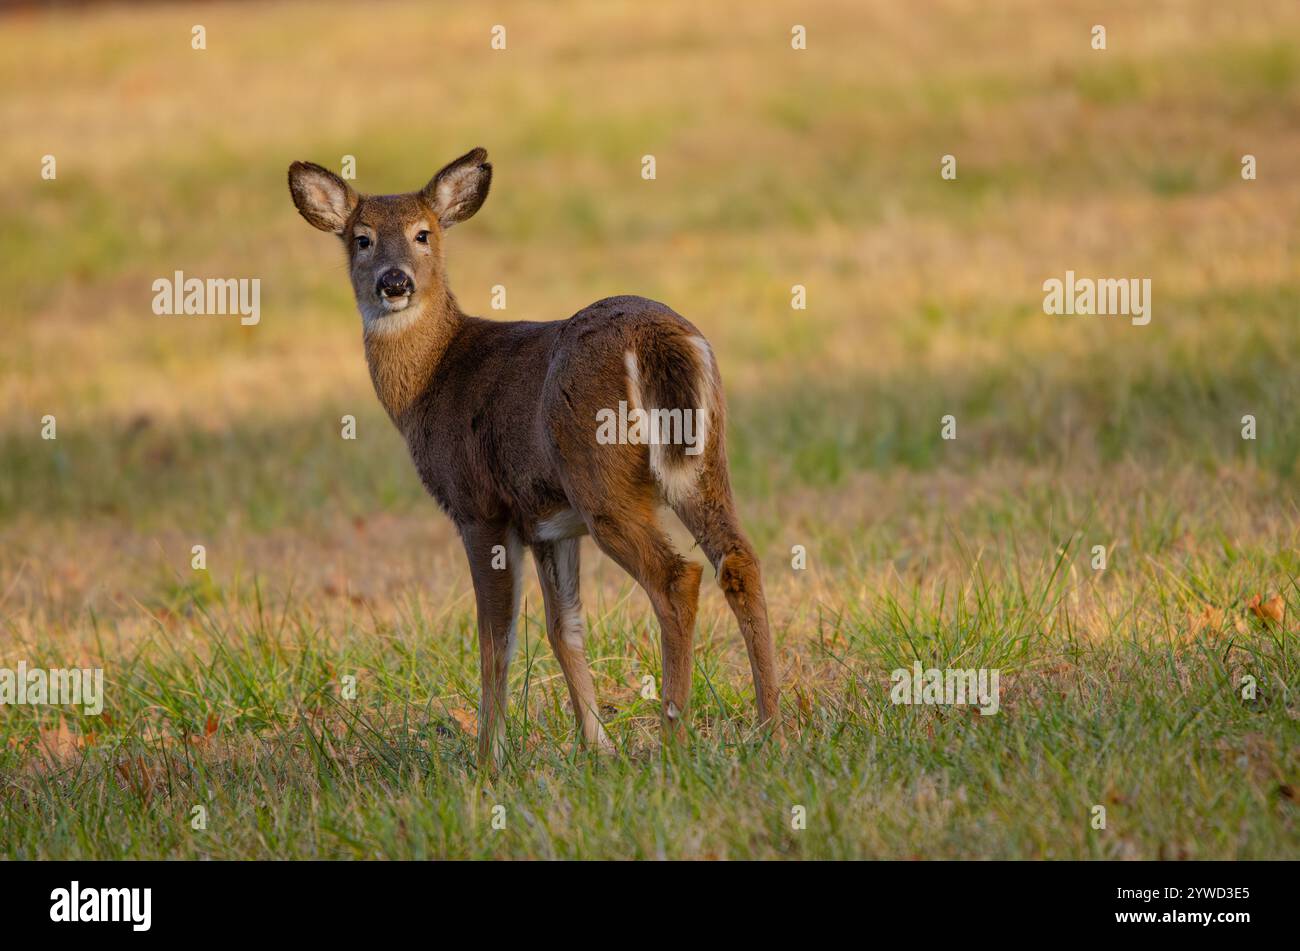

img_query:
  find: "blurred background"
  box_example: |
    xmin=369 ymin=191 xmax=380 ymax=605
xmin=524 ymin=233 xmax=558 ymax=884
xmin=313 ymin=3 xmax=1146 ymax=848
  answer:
xmin=3 ymin=0 xmax=1299 ymax=620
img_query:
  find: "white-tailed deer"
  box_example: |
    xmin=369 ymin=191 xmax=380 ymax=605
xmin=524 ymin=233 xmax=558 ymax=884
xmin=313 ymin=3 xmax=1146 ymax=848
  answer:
xmin=289 ymin=148 xmax=780 ymax=766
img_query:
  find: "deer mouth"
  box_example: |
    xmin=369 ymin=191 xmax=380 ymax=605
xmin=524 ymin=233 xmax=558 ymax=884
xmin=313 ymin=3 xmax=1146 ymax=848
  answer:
xmin=379 ymin=293 xmax=412 ymax=313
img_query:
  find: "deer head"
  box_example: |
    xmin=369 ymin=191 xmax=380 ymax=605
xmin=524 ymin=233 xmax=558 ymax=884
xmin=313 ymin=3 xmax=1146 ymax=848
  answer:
xmin=288 ymin=147 xmax=492 ymax=334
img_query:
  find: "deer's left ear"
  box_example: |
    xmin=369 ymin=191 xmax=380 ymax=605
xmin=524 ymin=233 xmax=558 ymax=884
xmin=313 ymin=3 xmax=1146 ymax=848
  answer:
xmin=423 ymin=147 xmax=492 ymax=229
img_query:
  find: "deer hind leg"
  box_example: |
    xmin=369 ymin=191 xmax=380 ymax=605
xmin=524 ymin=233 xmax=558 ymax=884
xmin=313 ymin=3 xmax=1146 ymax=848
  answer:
xmin=461 ymin=524 xmax=523 ymax=769
xmin=671 ymin=482 xmax=781 ymax=731
xmin=617 ymin=326 xmax=776 ymax=730
xmin=532 ymin=537 xmax=613 ymax=751
xmin=577 ymin=498 xmax=702 ymax=740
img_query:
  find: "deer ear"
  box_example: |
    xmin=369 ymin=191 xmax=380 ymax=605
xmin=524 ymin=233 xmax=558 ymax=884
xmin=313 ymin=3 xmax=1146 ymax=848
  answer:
xmin=423 ymin=147 xmax=492 ymax=229
xmin=288 ymin=161 xmax=358 ymax=234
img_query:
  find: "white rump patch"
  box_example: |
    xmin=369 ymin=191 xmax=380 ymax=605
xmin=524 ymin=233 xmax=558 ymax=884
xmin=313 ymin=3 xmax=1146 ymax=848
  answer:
xmin=623 ymin=338 xmax=716 ymax=506
xmin=685 ymin=336 xmax=718 ymax=462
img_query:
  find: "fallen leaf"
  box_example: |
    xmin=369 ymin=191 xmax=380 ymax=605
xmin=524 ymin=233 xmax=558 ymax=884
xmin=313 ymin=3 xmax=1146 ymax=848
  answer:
xmin=1247 ymin=594 xmax=1285 ymax=626
xmin=1191 ymin=604 xmax=1225 ymax=634
xmin=114 ymin=756 xmax=157 ymax=801
xmin=35 ymin=720 xmax=86 ymax=761
xmin=448 ymin=708 xmax=478 ymax=735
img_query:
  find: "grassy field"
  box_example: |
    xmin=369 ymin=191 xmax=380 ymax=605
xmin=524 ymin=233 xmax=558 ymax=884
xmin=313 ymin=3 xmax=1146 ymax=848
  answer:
xmin=1 ymin=0 xmax=1298 ymax=859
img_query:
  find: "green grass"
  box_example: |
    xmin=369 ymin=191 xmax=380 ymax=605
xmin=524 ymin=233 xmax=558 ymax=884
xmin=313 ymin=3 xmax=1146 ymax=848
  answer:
xmin=2 ymin=539 xmax=1295 ymax=859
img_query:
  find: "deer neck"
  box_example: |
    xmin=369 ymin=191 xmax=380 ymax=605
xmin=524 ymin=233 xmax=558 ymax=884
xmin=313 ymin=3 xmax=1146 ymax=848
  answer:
xmin=362 ymin=289 xmax=463 ymax=427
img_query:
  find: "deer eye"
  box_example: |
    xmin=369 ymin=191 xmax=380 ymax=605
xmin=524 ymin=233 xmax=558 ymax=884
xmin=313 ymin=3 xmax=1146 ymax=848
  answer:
xmin=415 ymin=230 xmax=430 ymax=244
xmin=354 ymin=234 xmax=371 ymax=250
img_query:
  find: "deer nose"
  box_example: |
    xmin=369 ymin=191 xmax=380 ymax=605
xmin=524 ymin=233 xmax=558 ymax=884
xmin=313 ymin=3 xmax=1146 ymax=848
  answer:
xmin=376 ymin=268 xmax=413 ymax=299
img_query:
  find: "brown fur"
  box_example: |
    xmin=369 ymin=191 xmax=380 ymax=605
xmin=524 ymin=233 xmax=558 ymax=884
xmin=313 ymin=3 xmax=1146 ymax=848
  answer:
xmin=289 ymin=148 xmax=781 ymax=767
